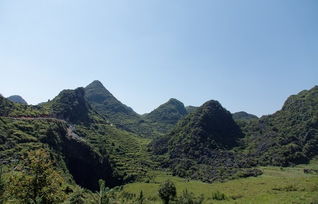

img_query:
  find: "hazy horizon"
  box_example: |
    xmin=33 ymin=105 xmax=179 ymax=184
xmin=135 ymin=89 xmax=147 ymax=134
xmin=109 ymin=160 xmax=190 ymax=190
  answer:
xmin=1 ymin=0 xmax=317 ymax=116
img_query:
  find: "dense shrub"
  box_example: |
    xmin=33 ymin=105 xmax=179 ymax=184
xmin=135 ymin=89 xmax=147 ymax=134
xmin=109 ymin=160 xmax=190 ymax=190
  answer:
xmin=159 ymin=180 xmax=177 ymax=204
xmin=211 ymin=191 xmax=227 ymax=200
xmin=177 ymin=189 xmax=204 ymax=204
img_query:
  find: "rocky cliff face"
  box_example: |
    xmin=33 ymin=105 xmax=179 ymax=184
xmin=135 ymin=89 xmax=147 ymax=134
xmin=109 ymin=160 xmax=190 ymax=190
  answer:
xmin=49 ymin=124 xmax=122 ymax=190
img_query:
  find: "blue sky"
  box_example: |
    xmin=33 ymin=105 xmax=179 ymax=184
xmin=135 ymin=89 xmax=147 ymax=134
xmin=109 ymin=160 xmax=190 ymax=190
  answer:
xmin=0 ymin=0 xmax=317 ymax=116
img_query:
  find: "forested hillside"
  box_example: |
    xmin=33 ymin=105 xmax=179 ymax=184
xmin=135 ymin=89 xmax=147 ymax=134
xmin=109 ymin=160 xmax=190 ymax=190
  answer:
xmin=150 ymin=100 xmax=261 ymax=182
xmin=1 ymin=82 xmax=318 ymax=203
xmin=241 ymin=86 xmax=318 ymax=166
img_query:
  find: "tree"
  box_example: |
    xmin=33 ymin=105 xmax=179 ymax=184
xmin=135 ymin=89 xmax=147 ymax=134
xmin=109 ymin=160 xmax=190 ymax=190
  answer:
xmin=98 ymin=179 xmax=109 ymax=204
xmin=158 ymin=180 xmax=176 ymax=204
xmin=136 ymin=190 xmax=144 ymax=204
xmin=0 ymin=167 xmax=5 ymax=204
xmin=68 ymin=187 xmax=86 ymax=204
xmin=4 ymin=149 xmax=66 ymax=203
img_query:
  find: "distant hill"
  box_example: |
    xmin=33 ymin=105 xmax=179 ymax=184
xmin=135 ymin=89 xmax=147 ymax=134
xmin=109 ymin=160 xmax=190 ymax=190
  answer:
xmin=232 ymin=111 xmax=258 ymax=121
xmin=185 ymin=105 xmax=198 ymax=114
xmin=7 ymin=95 xmax=27 ymax=105
xmin=144 ymin=98 xmax=187 ymax=134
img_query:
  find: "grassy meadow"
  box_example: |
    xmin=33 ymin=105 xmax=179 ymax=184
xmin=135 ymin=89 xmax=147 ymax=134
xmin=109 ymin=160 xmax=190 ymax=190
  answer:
xmin=119 ymin=158 xmax=318 ymax=204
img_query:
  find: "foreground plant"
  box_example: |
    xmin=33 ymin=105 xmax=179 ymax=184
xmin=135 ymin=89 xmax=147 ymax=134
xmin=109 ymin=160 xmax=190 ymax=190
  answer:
xmin=4 ymin=148 xmax=66 ymax=203
xmin=159 ymin=180 xmax=176 ymax=204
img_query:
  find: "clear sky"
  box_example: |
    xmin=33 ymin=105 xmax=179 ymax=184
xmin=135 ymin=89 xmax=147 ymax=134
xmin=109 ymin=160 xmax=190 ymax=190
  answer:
xmin=0 ymin=0 xmax=317 ymax=116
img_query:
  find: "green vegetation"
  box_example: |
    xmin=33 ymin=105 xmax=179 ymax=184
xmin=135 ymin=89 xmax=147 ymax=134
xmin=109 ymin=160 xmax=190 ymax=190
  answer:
xmin=136 ymin=190 xmax=145 ymax=204
xmin=97 ymin=179 xmax=110 ymax=204
xmin=241 ymin=86 xmax=318 ymax=166
xmin=0 ymin=95 xmax=49 ymax=117
xmin=232 ymin=111 xmax=258 ymax=121
xmin=151 ymin=86 xmax=318 ymax=184
xmin=1 ymin=81 xmax=318 ymax=203
xmin=84 ymin=80 xmax=155 ymax=137
xmin=158 ymin=180 xmax=177 ymax=204
xmin=0 ymin=167 xmax=4 ymax=204
xmin=84 ymin=80 xmax=138 ymax=122
xmin=150 ymin=100 xmax=258 ymax=182
xmin=84 ymin=81 xmax=187 ymax=138
xmin=122 ymin=159 xmax=318 ymax=203
xmin=185 ymin=106 xmax=198 ymax=114
xmin=151 ymin=100 xmax=243 ymax=154
xmin=7 ymin=95 xmax=27 ymax=105
xmin=75 ymin=123 xmax=157 ymax=185
xmin=3 ymin=149 xmax=66 ymax=203
xmin=0 ymin=89 xmax=157 ymax=190
xmin=144 ymin=98 xmax=188 ymax=134
xmin=177 ymin=189 xmax=204 ymax=204
xmin=44 ymin=87 xmax=98 ymax=124
xmin=211 ymin=191 xmax=227 ymax=200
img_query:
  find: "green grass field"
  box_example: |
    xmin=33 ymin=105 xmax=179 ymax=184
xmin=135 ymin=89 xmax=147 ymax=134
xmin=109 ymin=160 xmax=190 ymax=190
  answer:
xmin=120 ymin=158 xmax=318 ymax=204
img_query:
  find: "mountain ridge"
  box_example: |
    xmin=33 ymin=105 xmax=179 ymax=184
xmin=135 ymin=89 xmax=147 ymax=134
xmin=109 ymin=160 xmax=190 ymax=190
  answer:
xmin=1 ymin=80 xmax=318 ymax=202
xmin=232 ymin=111 xmax=258 ymax=121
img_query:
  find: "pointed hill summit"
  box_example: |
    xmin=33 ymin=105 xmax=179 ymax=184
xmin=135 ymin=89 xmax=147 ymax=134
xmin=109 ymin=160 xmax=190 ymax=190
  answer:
xmin=85 ymin=80 xmax=138 ymax=118
xmin=84 ymin=80 xmax=156 ymax=137
xmin=144 ymin=98 xmax=187 ymax=134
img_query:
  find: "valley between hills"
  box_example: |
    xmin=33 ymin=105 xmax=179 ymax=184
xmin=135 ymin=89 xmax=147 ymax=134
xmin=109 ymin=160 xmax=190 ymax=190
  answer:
xmin=0 ymin=80 xmax=317 ymax=203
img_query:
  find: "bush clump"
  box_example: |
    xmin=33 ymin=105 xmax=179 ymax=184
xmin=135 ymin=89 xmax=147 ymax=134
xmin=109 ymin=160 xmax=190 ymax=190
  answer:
xmin=211 ymin=191 xmax=227 ymax=200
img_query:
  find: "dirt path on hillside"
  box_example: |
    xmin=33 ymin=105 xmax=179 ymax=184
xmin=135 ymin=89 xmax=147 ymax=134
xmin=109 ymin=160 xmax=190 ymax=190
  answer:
xmin=1 ymin=116 xmax=66 ymax=123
